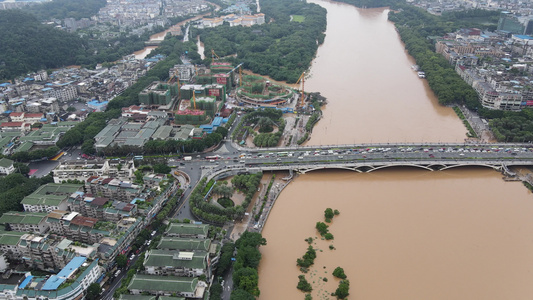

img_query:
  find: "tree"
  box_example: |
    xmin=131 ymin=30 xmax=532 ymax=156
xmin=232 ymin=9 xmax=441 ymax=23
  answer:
xmin=67 ymin=106 xmax=76 ymax=112
xmin=316 ymin=222 xmax=329 ymax=236
xmin=81 ymin=139 xmax=96 ymax=155
xmin=153 ymin=163 xmax=171 ymax=174
xmin=213 ymin=184 xmax=234 ymax=199
xmin=324 ymin=208 xmax=334 ymax=222
xmin=86 ymin=283 xmax=102 ymax=300
xmin=230 ymin=289 xmax=256 ymax=300
xmin=332 ymin=267 xmax=347 ymax=279
xmin=334 ymin=280 xmax=350 ymax=299
xmin=116 ymin=254 xmax=127 ymax=268
xmin=297 ymin=275 xmax=312 ymax=292
xmin=13 ymin=163 xmax=29 ymax=175
xmin=232 ymin=267 xmax=260 ymax=296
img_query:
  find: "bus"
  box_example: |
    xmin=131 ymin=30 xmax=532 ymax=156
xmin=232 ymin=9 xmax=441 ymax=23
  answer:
xmin=277 ymin=151 xmax=288 ymax=157
xmin=205 ymin=155 xmax=220 ymax=160
xmin=133 ymin=155 xmax=144 ymax=160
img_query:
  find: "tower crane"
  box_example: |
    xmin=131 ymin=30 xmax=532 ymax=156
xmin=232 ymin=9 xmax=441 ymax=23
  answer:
xmin=296 ymin=72 xmax=305 ymax=107
xmin=192 ymin=89 xmax=197 ymax=110
xmin=226 ymin=62 xmax=244 ymax=86
xmin=211 ymin=49 xmax=220 ymax=64
xmin=167 ymin=71 xmax=181 ymax=100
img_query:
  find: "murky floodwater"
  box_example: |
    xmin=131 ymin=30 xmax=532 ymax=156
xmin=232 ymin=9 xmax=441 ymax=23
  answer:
xmin=304 ymin=1 xmax=465 ymax=145
xmin=133 ymin=46 xmax=157 ymax=59
xmin=259 ymin=169 xmax=533 ymax=300
xmin=258 ymin=0 xmax=533 ymax=299
xmin=197 ymin=36 xmax=205 ymax=60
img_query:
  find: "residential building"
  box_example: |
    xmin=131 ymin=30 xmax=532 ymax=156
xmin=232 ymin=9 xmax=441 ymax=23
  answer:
xmin=143 ymin=250 xmax=209 ymax=277
xmin=52 ymin=159 xmax=136 ymax=183
xmin=12 ymin=258 xmax=103 ymax=300
xmin=127 ymin=274 xmax=206 ymax=298
xmin=21 ymin=183 xmax=83 ymax=213
xmin=156 ymin=237 xmax=211 ymax=251
xmin=0 ymin=158 xmax=15 ymax=175
xmin=165 ymin=223 xmax=209 ymax=239
xmin=0 ymin=212 xmax=49 ymax=234
xmin=85 ymin=177 xmax=142 ymax=202
xmin=0 ymin=230 xmax=26 ymax=259
xmin=45 ymin=211 xmax=106 ymax=244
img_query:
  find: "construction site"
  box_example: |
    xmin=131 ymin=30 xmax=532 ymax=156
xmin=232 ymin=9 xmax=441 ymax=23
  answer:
xmin=156 ymin=50 xmax=326 ymax=147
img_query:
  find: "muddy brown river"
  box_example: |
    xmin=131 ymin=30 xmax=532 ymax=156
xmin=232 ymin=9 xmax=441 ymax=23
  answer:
xmin=258 ymin=1 xmax=533 ymax=299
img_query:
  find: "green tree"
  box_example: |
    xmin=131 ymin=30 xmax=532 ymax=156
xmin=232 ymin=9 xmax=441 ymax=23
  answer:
xmin=332 ymin=267 xmax=347 ymax=279
xmin=297 ymin=275 xmax=312 ymax=292
xmin=153 ymin=163 xmax=171 ymax=174
xmin=230 ymin=289 xmax=256 ymax=300
xmin=324 ymin=208 xmax=334 ymax=222
xmin=334 ymin=280 xmax=350 ymax=299
xmin=86 ymin=283 xmax=102 ymax=300
xmin=233 ymin=267 xmax=260 ymax=296
xmin=315 ymin=222 xmax=329 ymax=236
xmin=13 ymin=163 xmax=30 ymax=175
xmin=116 ymin=254 xmax=127 ymax=268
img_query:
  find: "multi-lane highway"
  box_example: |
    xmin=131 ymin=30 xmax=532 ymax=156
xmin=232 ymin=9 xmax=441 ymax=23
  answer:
xmin=176 ymin=143 xmax=533 ymax=177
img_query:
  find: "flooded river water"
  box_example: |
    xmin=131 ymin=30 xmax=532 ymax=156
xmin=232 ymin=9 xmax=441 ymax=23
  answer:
xmin=258 ymin=1 xmax=533 ymax=299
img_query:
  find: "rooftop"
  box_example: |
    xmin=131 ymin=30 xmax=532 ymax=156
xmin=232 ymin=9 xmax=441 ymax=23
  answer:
xmin=127 ymin=274 xmax=198 ymax=294
xmin=157 ymin=237 xmax=211 ymax=251
xmin=0 ymin=230 xmax=26 ymax=245
xmin=166 ymin=223 xmax=209 ymax=236
xmin=0 ymin=211 xmax=48 ymax=225
xmin=144 ymin=250 xmax=207 ymax=270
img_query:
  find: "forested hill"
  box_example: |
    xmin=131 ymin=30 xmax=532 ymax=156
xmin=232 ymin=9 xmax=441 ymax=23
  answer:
xmin=197 ymin=0 xmax=326 ymax=83
xmin=23 ymin=0 xmax=106 ymax=21
xmin=0 ymin=10 xmax=86 ymax=80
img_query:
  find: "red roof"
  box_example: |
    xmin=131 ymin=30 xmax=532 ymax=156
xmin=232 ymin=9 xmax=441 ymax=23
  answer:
xmin=101 ymin=178 xmax=114 ymax=184
xmin=176 ymin=109 xmax=205 ymax=115
xmin=71 ymin=215 xmax=98 ymax=227
xmin=91 ymin=197 xmax=109 ymax=206
xmin=9 ymin=112 xmax=23 ymax=117
xmin=123 ymin=204 xmax=135 ymax=212
xmin=1 ymin=122 xmax=24 ymax=127
xmin=25 ymin=113 xmax=44 ymax=118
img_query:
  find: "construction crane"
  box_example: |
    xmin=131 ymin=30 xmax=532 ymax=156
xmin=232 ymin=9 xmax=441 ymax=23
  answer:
xmin=296 ymin=72 xmax=305 ymax=107
xmin=192 ymin=89 xmax=197 ymax=110
xmin=211 ymin=49 xmax=220 ymax=64
xmin=167 ymin=71 xmax=180 ymax=99
xmin=226 ymin=62 xmax=244 ymax=86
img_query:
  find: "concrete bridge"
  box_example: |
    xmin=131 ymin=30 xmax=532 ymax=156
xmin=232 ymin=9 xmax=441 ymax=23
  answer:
xmin=191 ymin=141 xmax=533 ymax=182
xmin=202 ymin=156 xmax=533 ymax=182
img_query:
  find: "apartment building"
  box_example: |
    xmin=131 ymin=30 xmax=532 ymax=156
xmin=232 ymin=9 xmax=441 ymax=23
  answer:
xmin=52 ymin=159 xmax=136 ymax=183
xmin=0 ymin=212 xmax=49 ymax=234
xmin=143 ymin=250 xmax=209 ymax=277
xmin=21 ymin=183 xmax=83 ymax=213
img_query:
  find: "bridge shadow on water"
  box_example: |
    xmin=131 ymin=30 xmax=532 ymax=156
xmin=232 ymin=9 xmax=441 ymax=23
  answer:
xmin=299 ymin=165 xmax=502 ymax=176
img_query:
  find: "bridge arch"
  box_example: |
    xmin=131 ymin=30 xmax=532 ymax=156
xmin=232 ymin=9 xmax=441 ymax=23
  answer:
xmin=439 ymin=163 xmax=501 ymax=171
xmin=298 ymin=166 xmax=361 ymax=174
xmin=365 ymin=164 xmax=435 ymax=173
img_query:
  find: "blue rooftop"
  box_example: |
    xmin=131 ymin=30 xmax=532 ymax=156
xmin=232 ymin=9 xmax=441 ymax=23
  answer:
xmin=514 ymin=35 xmax=533 ymax=40
xmin=212 ymin=116 xmax=223 ymax=127
xmin=19 ymin=275 xmax=33 ymax=289
xmin=42 ymin=87 xmax=53 ymax=91
xmin=0 ymin=83 xmax=10 ymax=87
xmin=42 ymin=257 xmax=87 ymax=290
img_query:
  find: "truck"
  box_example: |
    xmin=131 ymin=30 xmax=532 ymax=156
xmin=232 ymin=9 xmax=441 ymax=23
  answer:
xmin=184 ymin=156 xmax=192 ymax=161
